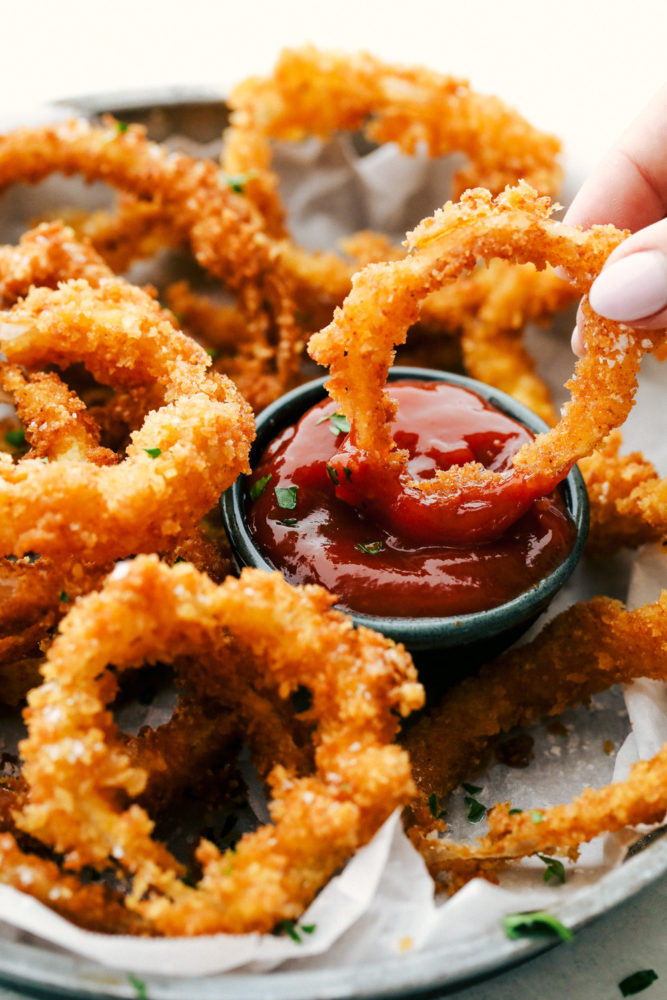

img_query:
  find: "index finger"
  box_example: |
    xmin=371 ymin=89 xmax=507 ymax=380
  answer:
xmin=563 ymin=83 xmax=667 ymax=232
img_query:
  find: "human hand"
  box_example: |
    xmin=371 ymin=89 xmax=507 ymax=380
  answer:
xmin=564 ymin=84 xmax=667 ymax=354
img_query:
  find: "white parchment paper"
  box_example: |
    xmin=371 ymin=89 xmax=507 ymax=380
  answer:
xmin=0 ymin=103 xmax=666 ymax=977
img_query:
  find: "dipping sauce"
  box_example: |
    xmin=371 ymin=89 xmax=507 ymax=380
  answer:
xmin=246 ymin=381 xmax=576 ymax=618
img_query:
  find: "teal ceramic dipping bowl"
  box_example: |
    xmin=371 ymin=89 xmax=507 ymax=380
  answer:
xmin=220 ymin=367 xmax=589 ymax=666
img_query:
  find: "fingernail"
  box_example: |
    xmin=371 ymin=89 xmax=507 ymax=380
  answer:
xmin=590 ymin=250 xmax=667 ymax=321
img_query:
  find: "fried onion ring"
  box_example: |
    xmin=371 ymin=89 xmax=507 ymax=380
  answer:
xmin=222 ymin=46 xmax=568 ymax=414
xmin=0 ymin=267 xmax=253 ymax=560
xmin=0 ymin=118 xmax=302 ymax=407
xmin=17 ymin=556 xmax=422 ymax=934
xmin=404 ymin=591 xmax=667 ymax=882
xmin=224 ymin=45 xmax=562 ymax=237
xmin=580 ymin=431 xmax=666 ymax=555
xmin=309 ymin=183 xmax=664 ymax=545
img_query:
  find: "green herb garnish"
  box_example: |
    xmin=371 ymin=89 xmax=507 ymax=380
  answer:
xmin=116 ymin=120 xmax=129 ymax=134
xmin=275 ymin=485 xmax=298 ymax=510
xmin=509 ymin=807 xmax=523 ymax=815
xmin=272 ymin=919 xmax=303 ymax=943
xmin=5 ymin=428 xmax=26 ymax=449
xmin=462 ymin=783 xmax=483 ymax=795
xmin=223 ymin=172 xmax=252 ymax=194
xmin=428 ymin=792 xmax=447 ymax=821
xmin=354 ymin=540 xmax=384 ymax=555
xmin=281 ymin=518 xmax=298 ymax=527
xmin=206 ymin=346 xmax=220 ymax=359
xmin=464 ymin=795 xmax=487 ymax=823
xmin=59 ymin=591 xmax=70 ymax=603
xmin=501 ymin=909 xmax=573 ymax=943
xmin=530 ymin=810 xmax=544 ymax=823
xmin=344 ymin=466 xmax=352 ymax=481
xmin=127 ymin=973 xmax=148 ymax=999
xmin=619 ymin=970 xmax=659 ymax=996
xmin=538 ymin=854 xmax=566 ymax=885
xmin=249 ymin=473 xmax=272 ymax=500
xmin=317 ymin=411 xmax=351 ymax=436
xmin=174 ymin=556 xmax=187 ymax=564
xmin=143 ymin=447 xmax=162 ymax=459
xmin=272 ymin=919 xmax=316 ymax=941
xmin=326 ymin=464 xmax=339 ymax=486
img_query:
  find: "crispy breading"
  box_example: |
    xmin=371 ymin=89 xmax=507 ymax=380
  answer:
xmin=17 ymin=556 xmax=423 ymax=934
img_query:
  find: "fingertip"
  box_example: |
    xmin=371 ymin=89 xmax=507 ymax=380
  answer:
xmin=553 ymin=265 xmax=573 ymax=284
xmin=570 ymin=325 xmax=585 ymax=357
xmin=571 ymin=303 xmax=586 ymax=356
xmin=589 ymin=250 xmax=667 ymax=322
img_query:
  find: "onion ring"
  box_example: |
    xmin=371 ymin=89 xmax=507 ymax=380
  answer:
xmin=404 ymin=591 xmax=667 ymax=882
xmin=0 ymin=833 xmax=147 ymax=934
xmin=17 ymin=556 xmax=422 ymax=934
xmin=0 ymin=118 xmax=302 ymax=407
xmin=0 ymin=267 xmax=253 ymax=561
xmin=224 ymin=45 xmax=563 ymax=237
xmin=580 ymin=431 xmax=666 ymax=555
xmin=223 ymin=46 xmax=569 ymax=414
xmin=308 ymin=183 xmax=664 ymax=545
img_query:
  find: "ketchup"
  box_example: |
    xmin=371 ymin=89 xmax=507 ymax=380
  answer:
xmin=246 ymin=382 xmax=576 ymax=618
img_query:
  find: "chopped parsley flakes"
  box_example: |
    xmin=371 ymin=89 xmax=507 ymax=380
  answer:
xmin=326 ymin=464 xmax=339 ymax=485
xmin=462 ymin=784 xmax=486 ymax=823
xmin=143 ymin=447 xmax=162 ymax=459
xmin=317 ymin=411 xmax=351 ymax=436
xmin=249 ymin=473 xmax=271 ymax=500
xmin=354 ymin=540 xmax=384 ymax=555
xmin=223 ymin=172 xmax=252 ymax=194
xmin=4 ymin=428 xmax=26 ymax=449
xmin=127 ymin=973 xmax=148 ymax=999
xmin=619 ymin=970 xmax=659 ymax=996
xmin=464 ymin=795 xmax=487 ymax=823
xmin=271 ymin=919 xmax=316 ymax=943
xmin=275 ymin=485 xmax=298 ymax=510
xmin=428 ymin=793 xmax=447 ymax=821
xmin=501 ymin=909 xmax=573 ymax=943
xmin=538 ymin=854 xmax=566 ymax=885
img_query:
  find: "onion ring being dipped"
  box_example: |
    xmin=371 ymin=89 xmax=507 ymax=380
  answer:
xmin=308 ymin=183 xmax=665 ymax=546
xmin=17 ymin=556 xmax=423 ymax=934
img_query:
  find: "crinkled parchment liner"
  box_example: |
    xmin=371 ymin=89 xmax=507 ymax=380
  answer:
xmin=0 ymin=101 xmax=665 ymax=977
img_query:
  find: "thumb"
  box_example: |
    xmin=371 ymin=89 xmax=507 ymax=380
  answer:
xmin=588 ymin=217 xmax=667 ymax=328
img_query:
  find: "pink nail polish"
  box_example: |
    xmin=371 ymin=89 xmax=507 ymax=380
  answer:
xmin=589 ymin=251 xmax=667 ymax=321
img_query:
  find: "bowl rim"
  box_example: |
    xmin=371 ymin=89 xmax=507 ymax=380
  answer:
xmin=221 ymin=365 xmax=589 ymax=648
